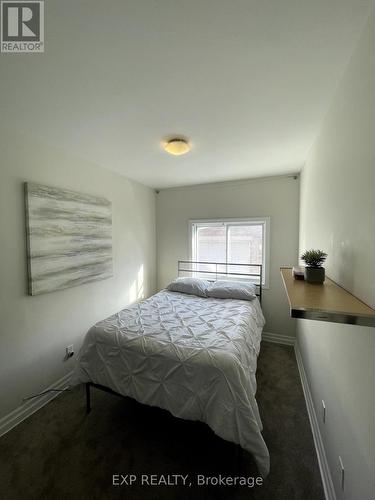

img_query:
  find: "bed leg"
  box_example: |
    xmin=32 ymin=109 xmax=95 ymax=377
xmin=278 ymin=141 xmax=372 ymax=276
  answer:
xmin=86 ymin=383 xmax=91 ymax=414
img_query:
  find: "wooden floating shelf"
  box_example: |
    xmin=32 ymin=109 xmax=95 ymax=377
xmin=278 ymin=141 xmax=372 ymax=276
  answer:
xmin=280 ymin=267 xmax=375 ymax=327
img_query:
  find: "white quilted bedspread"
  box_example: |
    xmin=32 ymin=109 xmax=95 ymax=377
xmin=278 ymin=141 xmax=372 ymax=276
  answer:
xmin=71 ymin=290 xmax=270 ymax=476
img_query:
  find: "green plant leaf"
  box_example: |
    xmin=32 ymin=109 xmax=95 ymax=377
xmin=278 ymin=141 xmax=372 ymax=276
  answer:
xmin=301 ymin=249 xmax=327 ymax=268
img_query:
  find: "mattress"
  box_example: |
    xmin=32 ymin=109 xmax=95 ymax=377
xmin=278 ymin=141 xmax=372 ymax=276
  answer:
xmin=71 ymin=290 xmax=270 ymax=476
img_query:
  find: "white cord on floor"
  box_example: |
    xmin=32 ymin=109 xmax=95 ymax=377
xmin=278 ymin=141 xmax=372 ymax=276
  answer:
xmin=22 ymin=387 xmax=71 ymax=402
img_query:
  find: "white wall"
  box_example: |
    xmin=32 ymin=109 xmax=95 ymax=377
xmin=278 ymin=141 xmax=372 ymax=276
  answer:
xmin=0 ymin=128 xmax=156 ymax=420
xmin=157 ymin=175 xmax=299 ymax=337
xmin=298 ymin=8 xmax=375 ymax=500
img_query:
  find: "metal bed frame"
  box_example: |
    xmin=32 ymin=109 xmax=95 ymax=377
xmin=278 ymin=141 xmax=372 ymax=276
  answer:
xmin=85 ymin=260 xmax=263 ymax=416
xmin=177 ymin=260 xmax=263 ymax=303
xmin=85 ymin=379 xmax=244 ymax=463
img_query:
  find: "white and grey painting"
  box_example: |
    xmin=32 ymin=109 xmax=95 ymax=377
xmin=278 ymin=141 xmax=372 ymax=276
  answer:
xmin=25 ymin=183 xmax=113 ymax=295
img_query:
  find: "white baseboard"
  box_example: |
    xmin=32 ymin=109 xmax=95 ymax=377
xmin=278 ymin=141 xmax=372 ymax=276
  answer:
xmin=262 ymin=331 xmax=295 ymax=345
xmin=294 ymin=343 xmax=336 ymax=500
xmin=0 ymin=371 xmax=73 ymax=438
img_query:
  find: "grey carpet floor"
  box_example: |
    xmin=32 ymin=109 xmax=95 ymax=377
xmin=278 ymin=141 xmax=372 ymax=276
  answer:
xmin=0 ymin=342 xmax=324 ymax=500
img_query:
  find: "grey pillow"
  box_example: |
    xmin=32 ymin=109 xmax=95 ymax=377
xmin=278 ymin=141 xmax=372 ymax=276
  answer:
xmin=207 ymin=280 xmax=257 ymax=301
xmin=166 ymin=277 xmax=209 ymax=297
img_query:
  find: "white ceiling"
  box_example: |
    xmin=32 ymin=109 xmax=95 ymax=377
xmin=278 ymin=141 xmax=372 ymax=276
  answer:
xmin=1 ymin=0 xmax=374 ymax=189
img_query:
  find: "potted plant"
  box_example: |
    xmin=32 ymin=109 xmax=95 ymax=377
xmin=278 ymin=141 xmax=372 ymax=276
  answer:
xmin=301 ymin=249 xmax=327 ymax=284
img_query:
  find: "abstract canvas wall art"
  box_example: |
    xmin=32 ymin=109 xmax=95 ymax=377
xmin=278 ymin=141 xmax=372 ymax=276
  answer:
xmin=25 ymin=183 xmax=113 ymax=295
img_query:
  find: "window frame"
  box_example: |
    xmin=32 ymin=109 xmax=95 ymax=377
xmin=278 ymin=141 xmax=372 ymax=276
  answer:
xmin=188 ymin=217 xmax=270 ymax=288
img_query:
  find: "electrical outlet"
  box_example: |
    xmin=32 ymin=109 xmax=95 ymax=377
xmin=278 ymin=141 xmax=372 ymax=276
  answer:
xmin=322 ymin=400 xmax=326 ymax=423
xmin=339 ymin=456 xmax=345 ymax=490
xmin=66 ymin=344 xmax=74 ymax=359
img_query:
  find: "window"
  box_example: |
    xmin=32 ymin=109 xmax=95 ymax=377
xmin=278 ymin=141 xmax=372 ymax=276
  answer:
xmin=189 ymin=217 xmax=270 ymax=287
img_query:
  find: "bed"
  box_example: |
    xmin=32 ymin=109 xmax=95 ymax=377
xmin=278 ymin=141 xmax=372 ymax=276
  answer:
xmin=71 ymin=261 xmax=270 ymax=476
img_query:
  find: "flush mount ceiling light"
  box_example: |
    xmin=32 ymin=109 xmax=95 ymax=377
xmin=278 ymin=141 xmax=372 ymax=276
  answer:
xmin=164 ymin=138 xmax=190 ymax=156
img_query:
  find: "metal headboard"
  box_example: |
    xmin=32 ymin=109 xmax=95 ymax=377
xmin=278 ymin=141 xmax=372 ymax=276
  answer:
xmin=178 ymin=260 xmax=263 ymax=303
